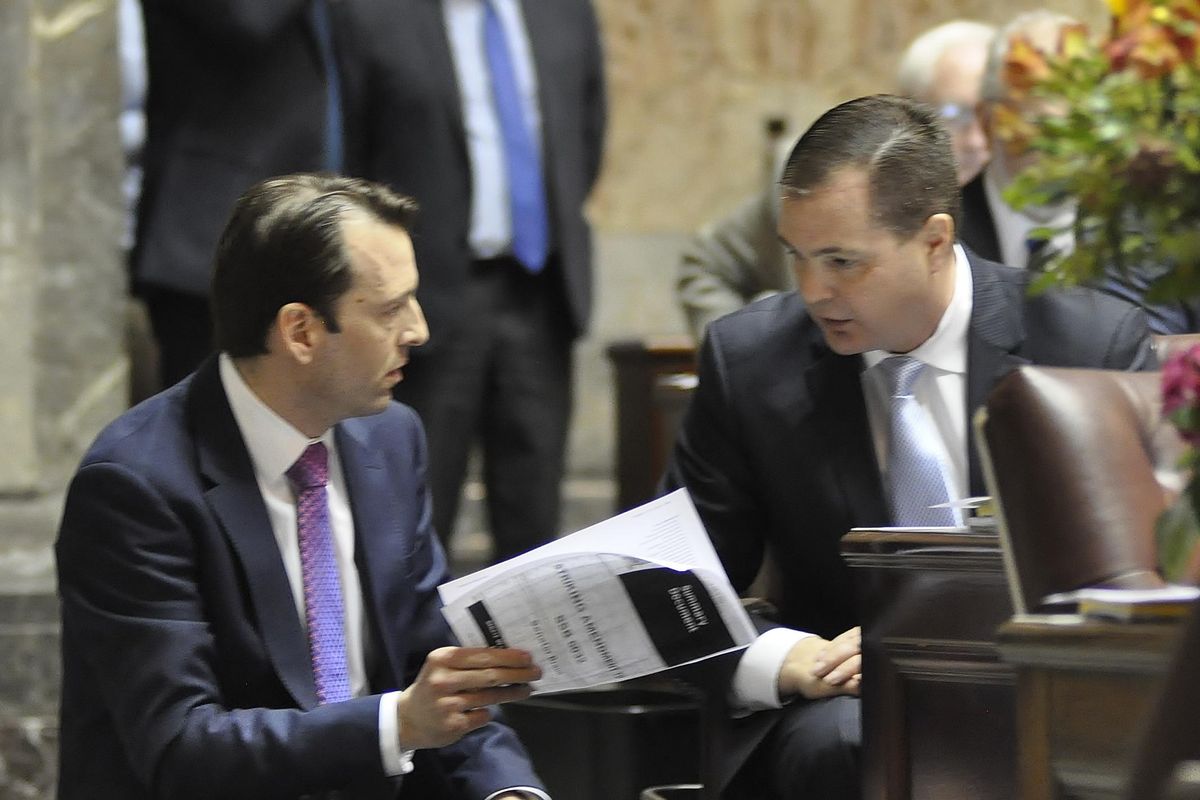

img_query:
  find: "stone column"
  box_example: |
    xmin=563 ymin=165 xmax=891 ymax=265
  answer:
xmin=0 ymin=0 xmax=126 ymax=795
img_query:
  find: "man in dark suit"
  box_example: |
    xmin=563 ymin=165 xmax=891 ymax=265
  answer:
xmin=56 ymin=175 xmax=549 ymax=799
xmin=134 ymin=1 xmax=352 ymax=387
xmin=345 ymin=0 xmax=606 ymax=563
xmin=663 ymin=95 xmax=1155 ymax=799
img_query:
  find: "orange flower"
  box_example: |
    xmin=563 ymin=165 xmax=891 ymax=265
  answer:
xmin=1113 ymin=0 xmax=1156 ymax=36
xmin=1059 ymin=23 xmax=1094 ymax=59
xmin=989 ymin=102 xmax=1038 ymax=151
xmin=1003 ymin=36 xmax=1054 ymax=98
xmin=1128 ymin=22 xmax=1185 ymax=77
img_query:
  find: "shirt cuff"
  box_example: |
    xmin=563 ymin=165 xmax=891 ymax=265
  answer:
xmin=729 ymin=627 xmax=814 ymax=713
xmin=484 ymin=788 xmax=551 ymax=800
xmin=378 ymin=691 xmax=415 ymax=776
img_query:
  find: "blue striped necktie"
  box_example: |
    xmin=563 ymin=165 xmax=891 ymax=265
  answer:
xmin=879 ymin=356 xmax=958 ymax=527
xmin=483 ymin=0 xmax=549 ymax=272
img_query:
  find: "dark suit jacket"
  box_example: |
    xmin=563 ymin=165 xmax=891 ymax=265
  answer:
xmin=958 ymin=173 xmax=1001 ymax=263
xmin=344 ymin=0 xmax=607 ymax=345
xmin=134 ymin=2 xmax=341 ymax=297
xmin=957 ymin=173 xmax=1200 ymax=334
xmin=55 ymin=359 xmax=542 ymax=799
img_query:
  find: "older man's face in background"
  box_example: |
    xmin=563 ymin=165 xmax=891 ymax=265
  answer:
xmin=921 ymin=41 xmax=990 ymax=186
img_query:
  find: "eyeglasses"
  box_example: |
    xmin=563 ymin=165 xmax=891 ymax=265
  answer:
xmin=937 ymin=102 xmax=979 ymax=130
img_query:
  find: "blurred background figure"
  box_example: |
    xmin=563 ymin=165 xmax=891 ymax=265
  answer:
xmin=961 ymin=10 xmax=1082 ymax=271
xmin=133 ymin=2 xmax=351 ymax=388
xmin=676 ymin=19 xmax=995 ymax=342
xmin=965 ymin=9 xmax=1200 ymax=333
xmin=896 ymin=20 xmax=995 ymax=187
xmin=351 ymin=0 xmax=607 ymax=565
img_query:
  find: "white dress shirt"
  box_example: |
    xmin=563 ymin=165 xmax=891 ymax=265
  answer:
xmin=983 ymin=164 xmax=1075 ymax=270
xmin=442 ymin=0 xmax=543 ymax=260
xmin=730 ymin=244 xmax=976 ymax=711
xmin=219 ymin=356 xmax=548 ymax=799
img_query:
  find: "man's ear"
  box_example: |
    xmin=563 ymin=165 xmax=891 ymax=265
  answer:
xmin=921 ymin=213 xmax=956 ymax=270
xmin=274 ymin=302 xmax=324 ymax=365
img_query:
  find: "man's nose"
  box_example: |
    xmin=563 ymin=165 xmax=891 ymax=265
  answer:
xmin=400 ymin=300 xmax=430 ymax=347
xmin=796 ymin=262 xmax=833 ymax=306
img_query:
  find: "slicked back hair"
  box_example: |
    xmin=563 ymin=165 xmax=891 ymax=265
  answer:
xmin=211 ymin=174 xmax=418 ymax=358
xmin=780 ymin=94 xmax=960 ymax=240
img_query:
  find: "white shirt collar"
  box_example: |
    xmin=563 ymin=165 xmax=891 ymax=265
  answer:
xmin=983 ymin=163 xmax=1076 ymax=269
xmin=218 ymin=353 xmax=334 ymax=484
xmin=862 ymin=243 xmax=973 ymax=375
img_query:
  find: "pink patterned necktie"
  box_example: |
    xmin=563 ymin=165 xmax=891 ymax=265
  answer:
xmin=287 ymin=442 xmax=351 ymax=704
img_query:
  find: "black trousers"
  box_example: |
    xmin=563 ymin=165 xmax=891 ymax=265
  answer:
xmin=722 ymin=695 xmax=862 ymax=800
xmin=394 ymin=256 xmax=573 ymax=564
xmin=144 ymin=286 xmax=214 ymax=390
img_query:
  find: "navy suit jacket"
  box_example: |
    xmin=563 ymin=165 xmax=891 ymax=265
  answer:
xmin=55 ymin=359 xmax=542 ymax=799
xmin=343 ymin=0 xmax=607 ymax=346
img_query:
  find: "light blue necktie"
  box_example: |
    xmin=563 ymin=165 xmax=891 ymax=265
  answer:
xmin=483 ymin=0 xmax=549 ymax=272
xmin=310 ymin=0 xmax=344 ymax=173
xmin=879 ymin=357 xmax=958 ymax=527
xmin=288 ymin=442 xmax=351 ymax=704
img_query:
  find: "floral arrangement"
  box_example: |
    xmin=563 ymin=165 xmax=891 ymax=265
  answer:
xmin=1158 ymin=343 xmax=1200 ymax=581
xmin=999 ymin=0 xmax=1200 ymax=301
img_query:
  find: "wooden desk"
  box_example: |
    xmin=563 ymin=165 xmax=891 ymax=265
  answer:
xmin=997 ymin=615 xmax=1181 ymax=800
xmin=842 ymin=529 xmax=1016 ymax=800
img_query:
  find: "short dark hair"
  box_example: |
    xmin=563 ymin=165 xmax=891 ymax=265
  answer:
xmin=780 ymin=94 xmax=960 ymax=238
xmin=211 ymin=174 xmax=418 ymax=357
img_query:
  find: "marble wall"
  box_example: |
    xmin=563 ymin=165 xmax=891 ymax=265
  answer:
xmin=0 ymin=0 xmax=125 ymax=796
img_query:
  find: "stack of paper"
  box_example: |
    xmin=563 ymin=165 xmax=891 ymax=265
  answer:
xmin=1041 ymin=585 xmax=1200 ymax=621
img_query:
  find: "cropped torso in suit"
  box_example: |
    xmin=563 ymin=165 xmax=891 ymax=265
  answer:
xmin=957 ymin=172 xmax=1200 ymax=334
xmin=135 ymin=3 xmax=336 ymax=297
xmin=343 ymin=0 xmax=606 ymax=344
xmin=55 ymin=358 xmax=540 ymax=799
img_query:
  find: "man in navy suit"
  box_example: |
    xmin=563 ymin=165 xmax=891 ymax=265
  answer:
xmin=664 ymin=95 xmax=1155 ymax=799
xmin=56 ymin=175 xmax=548 ymax=799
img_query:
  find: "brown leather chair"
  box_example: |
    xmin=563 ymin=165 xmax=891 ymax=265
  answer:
xmin=975 ymin=366 xmax=1187 ymax=613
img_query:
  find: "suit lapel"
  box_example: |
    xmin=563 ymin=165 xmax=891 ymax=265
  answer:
xmin=188 ymin=361 xmax=320 ymax=710
xmin=805 ymin=346 xmax=889 ymax=527
xmin=965 ymin=255 xmax=1031 ymax=494
xmin=418 ymin=0 xmax=468 ymax=153
xmin=337 ymin=422 xmax=411 ymax=687
xmin=959 ymin=175 xmax=1002 ymax=263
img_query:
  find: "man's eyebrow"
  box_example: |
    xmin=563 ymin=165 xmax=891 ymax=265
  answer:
xmin=382 ymin=288 xmax=416 ymax=308
xmin=776 ymin=235 xmax=855 ymax=259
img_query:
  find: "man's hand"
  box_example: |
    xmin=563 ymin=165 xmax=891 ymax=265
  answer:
xmin=777 ymin=626 xmax=861 ymax=700
xmin=397 ymin=647 xmax=542 ymax=750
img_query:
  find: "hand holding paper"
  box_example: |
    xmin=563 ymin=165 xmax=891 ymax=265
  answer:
xmin=397 ymin=646 xmax=542 ymax=749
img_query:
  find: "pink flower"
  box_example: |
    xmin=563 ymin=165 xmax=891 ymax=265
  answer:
xmin=1163 ymin=344 xmax=1200 ymax=445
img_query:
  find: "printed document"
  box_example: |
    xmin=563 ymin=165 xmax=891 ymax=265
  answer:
xmin=439 ymin=489 xmax=756 ymax=694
